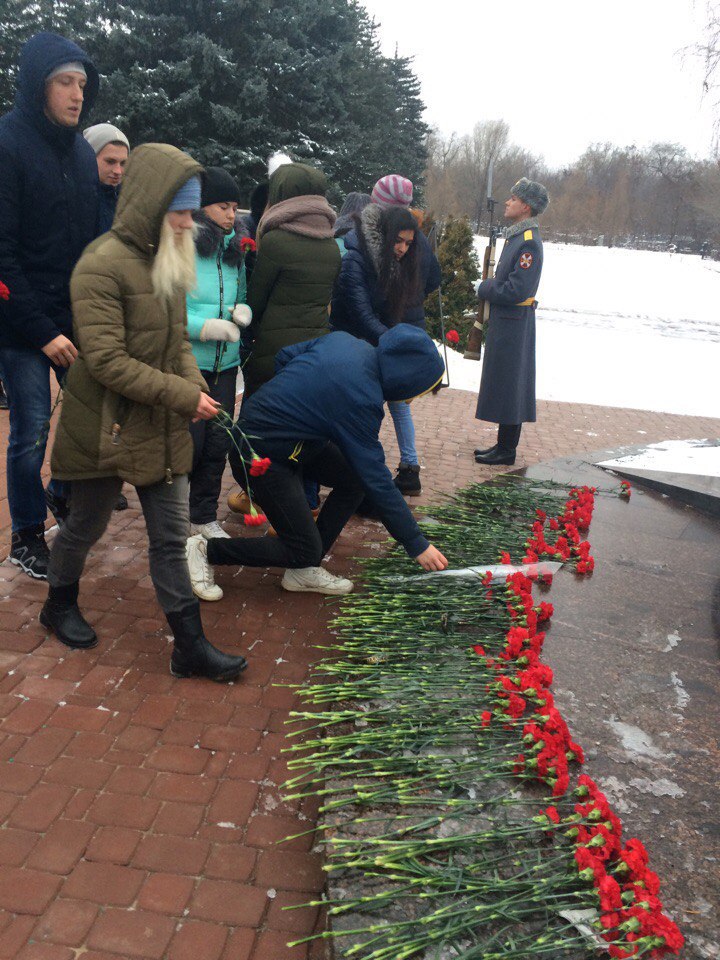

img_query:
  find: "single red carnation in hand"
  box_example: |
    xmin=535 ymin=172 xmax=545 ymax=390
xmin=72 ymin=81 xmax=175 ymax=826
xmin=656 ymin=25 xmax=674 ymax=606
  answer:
xmin=240 ymin=237 xmax=257 ymax=252
xmin=0 ymin=280 xmax=9 ymax=300
xmin=244 ymin=511 xmax=267 ymax=527
xmin=249 ymin=456 xmax=271 ymax=476
xmin=445 ymin=329 xmax=460 ymax=345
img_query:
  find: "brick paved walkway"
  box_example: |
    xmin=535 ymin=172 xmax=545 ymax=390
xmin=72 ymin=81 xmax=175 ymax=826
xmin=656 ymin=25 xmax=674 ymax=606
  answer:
xmin=0 ymin=389 xmax=718 ymax=960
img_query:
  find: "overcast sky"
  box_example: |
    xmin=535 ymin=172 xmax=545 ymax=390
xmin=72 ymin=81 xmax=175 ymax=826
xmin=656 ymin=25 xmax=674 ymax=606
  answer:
xmin=359 ymin=0 xmax=717 ymax=168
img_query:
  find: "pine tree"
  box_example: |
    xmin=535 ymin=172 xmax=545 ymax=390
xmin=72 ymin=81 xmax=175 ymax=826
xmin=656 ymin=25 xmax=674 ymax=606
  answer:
xmin=425 ymin=216 xmax=481 ymax=344
xmin=0 ymin=0 xmax=429 ymax=201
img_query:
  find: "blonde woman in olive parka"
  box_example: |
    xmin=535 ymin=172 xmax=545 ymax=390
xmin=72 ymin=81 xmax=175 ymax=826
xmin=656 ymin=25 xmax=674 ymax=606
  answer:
xmin=41 ymin=143 xmax=247 ymax=683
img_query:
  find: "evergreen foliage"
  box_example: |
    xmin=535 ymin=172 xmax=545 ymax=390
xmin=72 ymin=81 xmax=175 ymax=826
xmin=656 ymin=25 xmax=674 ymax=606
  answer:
xmin=0 ymin=0 xmax=429 ymax=202
xmin=425 ymin=216 xmax=480 ymax=343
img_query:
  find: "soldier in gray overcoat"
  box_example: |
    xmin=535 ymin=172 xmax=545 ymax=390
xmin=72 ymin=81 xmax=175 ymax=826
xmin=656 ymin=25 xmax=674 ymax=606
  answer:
xmin=474 ymin=178 xmax=549 ymax=465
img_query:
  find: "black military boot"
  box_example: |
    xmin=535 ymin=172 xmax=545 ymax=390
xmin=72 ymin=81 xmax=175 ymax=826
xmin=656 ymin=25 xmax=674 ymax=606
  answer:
xmin=10 ymin=524 xmax=50 ymax=580
xmin=40 ymin=582 xmax=98 ymax=649
xmin=473 ymin=443 xmax=498 ymax=458
xmin=475 ymin=424 xmax=521 ymax=466
xmin=394 ymin=463 xmax=421 ymax=496
xmin=167 ymin=603 xmax=247 ymax=682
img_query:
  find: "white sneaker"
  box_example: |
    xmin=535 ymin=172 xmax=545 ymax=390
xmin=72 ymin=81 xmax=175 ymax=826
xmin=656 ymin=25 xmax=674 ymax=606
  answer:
xmin=281 ymin=566 xmax=354 ymax=596
xmin=186 ymin=534 xmax=224 ymax=601
xmin=190 ymin=521 xmax=230 ymax=539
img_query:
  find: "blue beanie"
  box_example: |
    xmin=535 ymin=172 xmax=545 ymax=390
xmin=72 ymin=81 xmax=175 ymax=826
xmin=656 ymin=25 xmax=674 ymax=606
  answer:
xmin=167 ymin=176 xmax=201 ymax=212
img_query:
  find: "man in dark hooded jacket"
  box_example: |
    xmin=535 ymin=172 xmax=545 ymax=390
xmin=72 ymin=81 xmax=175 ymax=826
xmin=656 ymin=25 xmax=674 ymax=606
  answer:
xmin=185 ymin=325 xmax=449 ymax=598
xmin=0 ymin=33 xmax=99 ymax=579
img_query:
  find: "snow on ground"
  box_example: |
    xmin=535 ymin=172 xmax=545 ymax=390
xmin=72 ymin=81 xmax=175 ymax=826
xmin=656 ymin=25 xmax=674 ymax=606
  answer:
xmin=442 ymin=240 xmax=720 ymax=419
xmin=599 ymin=439 xmax=720 ymax=478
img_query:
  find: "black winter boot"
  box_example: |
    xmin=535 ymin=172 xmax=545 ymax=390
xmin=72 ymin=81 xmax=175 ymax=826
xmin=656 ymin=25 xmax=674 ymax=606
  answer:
xmin=167 ymin=603 xmax=247 ymax=682
xmin=394 ymin=463 xmax=421 ymax=496
xmin=40 ymin=582 xmax=98 ymax=649
xmin=475 ymin=424 xmax=521 ymax=466
xmin=10 ymin=524 xmax=50 ymax=579
xmin=473 ymin=444 xmax=497 ymax=458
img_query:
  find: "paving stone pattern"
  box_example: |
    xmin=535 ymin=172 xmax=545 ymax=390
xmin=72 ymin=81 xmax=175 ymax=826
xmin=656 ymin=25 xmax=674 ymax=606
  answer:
xmin=0 ymin=388 xmax=718 ymax=959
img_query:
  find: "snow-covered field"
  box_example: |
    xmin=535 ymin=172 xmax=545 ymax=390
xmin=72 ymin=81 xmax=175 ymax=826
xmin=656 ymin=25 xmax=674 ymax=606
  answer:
xmin=443 ymin=240 xmax=720 ymax=418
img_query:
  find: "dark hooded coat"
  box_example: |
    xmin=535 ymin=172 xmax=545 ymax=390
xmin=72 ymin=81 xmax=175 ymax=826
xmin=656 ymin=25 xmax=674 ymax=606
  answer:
xmin=51 ymin=144 xmax=207 ymax=486
xmin=330 ymin=204 xmax=441 ymax=345
xmin=237 ymin=325 xmax=445 ymax=557
xmin=243 ymin=164 xmax=341 ymax=396
xmin=0 ymin=32 xmax=100 ymax=349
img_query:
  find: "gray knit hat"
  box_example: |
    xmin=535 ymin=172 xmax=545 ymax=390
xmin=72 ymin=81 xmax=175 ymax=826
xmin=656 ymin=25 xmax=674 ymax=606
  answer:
xmin=511 ymin=178 xmax=549 ymax=215
xmin=84 ymin=122 xmax=130 ymax=155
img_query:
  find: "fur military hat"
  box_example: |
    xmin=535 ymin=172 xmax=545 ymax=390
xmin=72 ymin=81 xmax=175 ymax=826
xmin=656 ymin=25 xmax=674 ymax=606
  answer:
xmin=511 ymin=178 xmax=549 ymax=215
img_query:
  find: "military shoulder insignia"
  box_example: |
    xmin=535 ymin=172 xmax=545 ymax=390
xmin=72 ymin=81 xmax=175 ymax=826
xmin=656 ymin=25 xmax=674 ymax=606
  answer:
xmin=519 ymin=252 xmax=533 ymax=269
xmin=523 ymin=228 xmax=533 ymax=241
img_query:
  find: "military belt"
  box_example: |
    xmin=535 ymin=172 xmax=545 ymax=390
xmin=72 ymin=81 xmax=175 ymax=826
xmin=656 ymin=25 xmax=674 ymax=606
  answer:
xmin=516 ymin=297 xmax=537 ymax=307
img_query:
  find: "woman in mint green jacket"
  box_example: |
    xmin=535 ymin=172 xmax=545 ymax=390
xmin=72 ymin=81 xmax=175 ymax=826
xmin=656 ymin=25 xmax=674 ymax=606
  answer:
xmin=186 ymin=168 xmax=252 ymax=551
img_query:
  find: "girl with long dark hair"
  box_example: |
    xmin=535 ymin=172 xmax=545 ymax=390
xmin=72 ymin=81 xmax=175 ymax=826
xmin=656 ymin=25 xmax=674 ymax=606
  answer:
xmin=331 ymin=204 xmax=429 ymax=494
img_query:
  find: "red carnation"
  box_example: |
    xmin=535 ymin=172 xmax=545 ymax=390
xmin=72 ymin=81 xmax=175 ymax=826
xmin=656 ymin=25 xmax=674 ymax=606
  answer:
xmin=445 ymin=329 xmax=460 ymax=345
xmin=480 ymin=710 xmax=492 ymax=728
xmin=240 ymin=237 xmax=257 ymax=252
xmin=244 ymin=510 xmax=267 ymax=527
xmin=249 ymin=456 xmax=271 ymax=477
xmin=0 ymin=280 xmax=9 ymax=300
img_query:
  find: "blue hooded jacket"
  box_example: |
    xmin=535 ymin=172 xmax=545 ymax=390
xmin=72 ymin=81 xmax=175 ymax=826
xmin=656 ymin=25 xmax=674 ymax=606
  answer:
xmin=0 ymin=33 xmax=100 ymax=350
xmin=238 ymin=325 xmax=445 ymax=557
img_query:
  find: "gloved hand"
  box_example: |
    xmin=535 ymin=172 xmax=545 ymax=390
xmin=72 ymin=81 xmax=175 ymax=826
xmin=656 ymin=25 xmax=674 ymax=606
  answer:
xmin=199 ymin=318 xmax=240 ymax=343
xmin=473 ymin=277 xmax=483 ymax=296
xmin=232 ymin=303 xmax=253 ymax=328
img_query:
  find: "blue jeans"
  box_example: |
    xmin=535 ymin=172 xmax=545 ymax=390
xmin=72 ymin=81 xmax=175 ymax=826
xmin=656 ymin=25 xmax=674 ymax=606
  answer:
xmin=0 ymin=345 xmax=68 ymax=532
xmin=388 ymin=401 xmax=418 ymax=466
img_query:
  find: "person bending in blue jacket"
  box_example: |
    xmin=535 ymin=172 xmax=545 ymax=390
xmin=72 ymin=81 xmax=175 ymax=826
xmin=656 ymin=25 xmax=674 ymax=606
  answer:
xmin=185 ymin=324 xmax=449 ymax=597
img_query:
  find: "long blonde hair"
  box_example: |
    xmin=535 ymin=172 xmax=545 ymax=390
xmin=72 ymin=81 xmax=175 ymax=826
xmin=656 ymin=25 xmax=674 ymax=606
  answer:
xmin=151 ymin=215 xmax=197 ymax=303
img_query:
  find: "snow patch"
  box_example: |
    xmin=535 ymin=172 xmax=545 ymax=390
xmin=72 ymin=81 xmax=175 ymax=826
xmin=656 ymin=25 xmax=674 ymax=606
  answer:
xmin=663 ymin=632 xmax=682 ymax=653
xmin=670 ymin=672 xmax=690 ymax=715
xmin=444 ymin=241 xmax=720 ymax=417
xmin=628 ymin=777 xmax=686 ymax=799
xmin=600 ymin=439 xmax=720 ymax=477
xmin=606 ymin=720 xmax=668 ymax=760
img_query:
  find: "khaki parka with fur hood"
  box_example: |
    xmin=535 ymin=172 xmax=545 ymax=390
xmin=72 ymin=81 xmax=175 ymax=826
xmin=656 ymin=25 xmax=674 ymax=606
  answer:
xmin=51 ymin=144 xmax=207 ymax=486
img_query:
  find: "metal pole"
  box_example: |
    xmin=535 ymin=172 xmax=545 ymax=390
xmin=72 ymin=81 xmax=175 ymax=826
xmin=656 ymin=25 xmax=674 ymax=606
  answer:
xmin=428 ymin=221 xmax=450 ymax=388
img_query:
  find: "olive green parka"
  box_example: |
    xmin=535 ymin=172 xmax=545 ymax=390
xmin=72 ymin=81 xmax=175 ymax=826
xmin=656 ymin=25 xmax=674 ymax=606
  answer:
xmin=243 ymin=164 xmax=341 ymax=396
xmin=51 ymin=144 xmax=207 ymax=486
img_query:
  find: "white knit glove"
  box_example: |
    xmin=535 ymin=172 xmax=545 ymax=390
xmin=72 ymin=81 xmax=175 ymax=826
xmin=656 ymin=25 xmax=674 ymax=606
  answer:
xmin=232 ymin=303 xmax=253 ymax=328
xmin=199 ymin=318 xmax=240 ymax=343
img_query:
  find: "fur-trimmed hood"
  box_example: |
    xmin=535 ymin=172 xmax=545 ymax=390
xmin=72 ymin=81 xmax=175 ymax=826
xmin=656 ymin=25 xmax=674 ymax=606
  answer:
xmin=192 ymin=210 xmax=244 ymax=266
xmin=351 ymin=203 xmax=407 ymax=289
